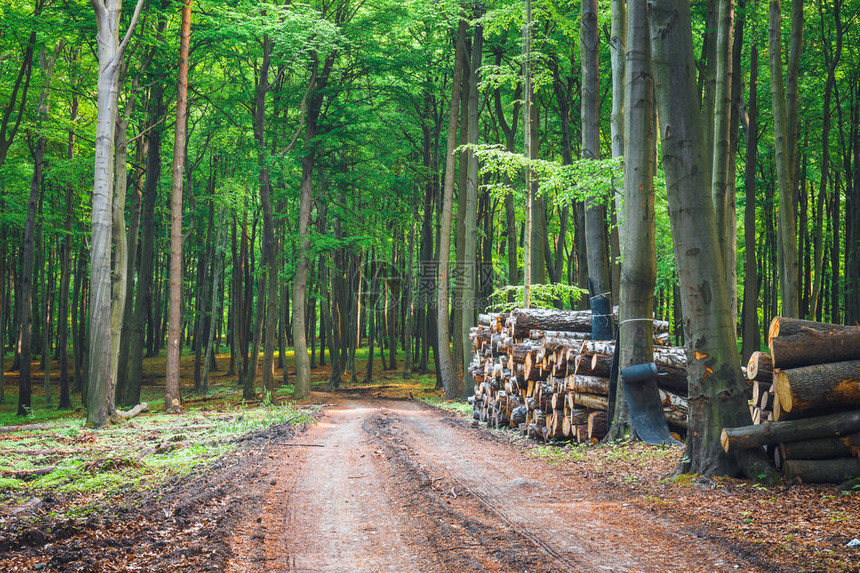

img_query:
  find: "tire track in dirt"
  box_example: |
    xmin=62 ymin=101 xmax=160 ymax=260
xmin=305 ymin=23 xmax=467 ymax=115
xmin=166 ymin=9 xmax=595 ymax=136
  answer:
xmin=368 ymin=399 xmax=769 ymax=573
xmin=229 ymin=397 xmax=771 ymax=572
xmin=227 ymin=399 xmax=433 ymax=572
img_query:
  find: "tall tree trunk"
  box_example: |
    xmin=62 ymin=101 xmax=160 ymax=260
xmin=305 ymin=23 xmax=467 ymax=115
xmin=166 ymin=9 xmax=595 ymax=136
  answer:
xmin=741 ymin=37 xmax=760 ymax=362
xmin=493 ymin=62 xmax=521 ymax=289
xmin=255 ymin=35 xmax=279 ymax=398
xmin=523 ymin=0 xmax=534 ymax=306
xmin=88 ymin=0 xmax=145 ymax=426
xmin=201 ymin=208 xmax=226 ymax=393
xmin=403 ymin=213 xmax=416 ymax=378
xmin=608 ymin=0 xmax=625 ymax=297
xmin=612 ymin=0 xmax=655 ymax=438
xmin=436 ymin=18 xmax=467 ymax=399
xmin=0 ymin=236 xmax=6 ymax=404
xmin=711 ymin=0 xmax=734 ymax=301
xmin=453 ymin=49 xmax=469 ymax=379
xmin=72 ymin=249 xmax=85 ymax=395
xmin=125 ymin=82 xmax=163 ymax=406
xmin=649 ymin=0 xmax=775 ymax=479
xmin=726 ymin=7 xmax=743 ymax=325
xmin=20 ymin=43 xmax=61 ymax=416
xmin=293 ymin=151 xmax=314 ymax=399
xmin=768 ymin=0 xmax=800 ymax=318
xmin=109 ymin=61 xmax=135 ymax=407
xmin=115 ymin=124 xmax=145 ymax=402
xmin=581 ymin=0 xmax=611 ymax=301
xmin=38 ymin=216 xmax=52 ymax=405
xmin=810 ymin=0 xmax=843 ymax=319
xmin=165 ymin=0 xmax=192 ymax=413
xmin=700 ymin=0 xmax=718 ymax=188
xmin=460 ymin=18 xmax=483 ymax=395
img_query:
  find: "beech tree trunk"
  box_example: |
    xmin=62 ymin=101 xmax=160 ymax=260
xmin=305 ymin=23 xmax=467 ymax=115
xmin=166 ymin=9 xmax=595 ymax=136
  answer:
xmin=614 ymin=0 xmax=656 ymax=438
xmin=711 ymin=0 xmax=735 ymax=310
xmin=581 ymin=0 xmax=610 ymax=301
xmin=460 ymin=18 xmax=483 ymax=396
xmin=125 ymin=82 xmax=163 ymax=407
xmin=86 ymin=0 xmax=144 ymax=427
xmin=648 ymin=0 xmax=773 ymax=479
xmin=18 ymin=44 xmax=61 ymax=415
xmin=165 ymin=0 xmax=192 ymax=414
xmin=436 ymin=18 xmax=467 ymax=399
xmin=768 ymin=0 xmax=800 ymax=318
xmin=741 ymin=34 xmax=760 ymax=362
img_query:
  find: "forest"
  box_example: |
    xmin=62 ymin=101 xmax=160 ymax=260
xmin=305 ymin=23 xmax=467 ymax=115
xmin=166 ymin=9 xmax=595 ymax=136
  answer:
xmin=1 ymin=0 xmax=859 ymax=476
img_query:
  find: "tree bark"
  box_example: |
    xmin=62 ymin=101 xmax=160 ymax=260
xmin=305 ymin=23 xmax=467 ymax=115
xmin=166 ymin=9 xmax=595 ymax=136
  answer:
xmin=710 ymin=0 xmax=734 ymax=302
xmin=774 ymin=360 xmax=860 ymax=415
xmin=722 ymin=410 xmax=860 ymax=452
xmin=768 ymin=317 xmax=860 ymax=369
xmin=125 ymin=81 xmax=163 ymax=407
xmin=581 ymin=0 xmax=611 ymax=302
xmin=460 ymin=18 xmax=483 ymax=396
xmin=614 ymin=0 xmax=656 ymax=439
xmin=165 ymin=0 xmax=192 ymax=414
xmin=768 ymin=0 xmax=800 ymax=318
xmin=18 ymin=44 xmax=61 ymax=415
xmin=201 ymin=209 xmax=226 ymax=393
xmin=293 ymin=153 xmax=314 ymax=399
xmin=741 ymin=33 xmax=760 ymax=363
xmin=436 ymin=18 xmax=467 ymax=399
xmin=648 ymin=0 xmax=772 ymax=478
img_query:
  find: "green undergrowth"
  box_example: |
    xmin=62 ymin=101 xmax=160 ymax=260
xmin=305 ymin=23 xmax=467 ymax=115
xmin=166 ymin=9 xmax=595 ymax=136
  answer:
xmin=527 ymin=438 xmax=681 ymax=466
xmin=0 ymin=400 xmax=318 ymax=518
xmin=421 ymin=397 xmax=473 ymax=417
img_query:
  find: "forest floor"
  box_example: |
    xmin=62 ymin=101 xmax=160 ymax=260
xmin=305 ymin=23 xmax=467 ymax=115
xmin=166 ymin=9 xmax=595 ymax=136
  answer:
xmin=0 ymin=353 xmax=858 ymax=571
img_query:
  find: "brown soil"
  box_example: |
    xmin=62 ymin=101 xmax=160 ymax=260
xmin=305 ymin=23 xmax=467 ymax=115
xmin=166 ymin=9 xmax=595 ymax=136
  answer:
xmin=1 ymin=391 xmax=859 ymax=572
xmin=228 ymin=396 xmax=780 ymax=572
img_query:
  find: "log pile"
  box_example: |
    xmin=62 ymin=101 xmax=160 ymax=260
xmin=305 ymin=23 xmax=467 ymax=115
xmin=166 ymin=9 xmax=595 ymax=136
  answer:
xmin=729 ymin=317 xmax=860 ymax=483
xmin=469 ymin=309 xmax=687 ymax=444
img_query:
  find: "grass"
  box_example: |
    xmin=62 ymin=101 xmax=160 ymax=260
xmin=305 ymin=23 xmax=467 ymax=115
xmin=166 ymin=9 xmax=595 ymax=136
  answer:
xmin=0 ymin=343 xmax=453 ymax=517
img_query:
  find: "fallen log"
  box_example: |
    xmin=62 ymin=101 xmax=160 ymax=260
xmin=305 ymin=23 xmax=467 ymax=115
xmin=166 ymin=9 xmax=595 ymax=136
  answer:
xmin=721 ymin=410 xmax=860 ymax=452
xmin=779 ymin=433 xmax=860 ymax=461
xmin=746 ymin=351 xmax=773 ymax=382
xmin=509 ymin=342 xmax=540 ymax=365
xmin=0 ymin=466 xmax=60 ymax=480
xmin=569 ymin=407 xmax=589 ymax=426
xmin=587 ymin=411 xmax=608 ymax=441
xmin=567 ymin=374 xmax=610 ymax=395
xmin=774 ymin=360 xmax=860 ymax=415
xmin=569 ymin=392 xmax=608 ymax=411
xmin=752 ymin=381 xmax=772 ymax=410
xmin=509 ymin=308 xmax=596 ymax=338
xmin=782 ymin=458 xmax=860 ymax=483
xmin=0 ymin=423 xmax=71 ymax=434
xmin=530 ymin=330 xmax=592 ymax=341
xmin=768 ymin=317 xmax=860 ymax=369
xmin=116 ymin=403 xmax=149 ymax=420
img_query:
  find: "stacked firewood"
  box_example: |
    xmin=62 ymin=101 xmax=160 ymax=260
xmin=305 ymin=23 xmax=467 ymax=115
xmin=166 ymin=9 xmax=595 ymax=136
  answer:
xmin=469 ymin=308 xmax=688 ymax=443
xmin=725 ymin=317 xmax=860 ymax=483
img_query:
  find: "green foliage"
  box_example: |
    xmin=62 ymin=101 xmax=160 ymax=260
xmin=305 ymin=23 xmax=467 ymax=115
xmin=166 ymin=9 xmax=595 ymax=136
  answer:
xmin=488 ymin=283 xmax=587 ymax=311
xmin=421 ymin=397 xmax=473 ymax=417
xmin=461 ymin=143 xmax=623 ymax=206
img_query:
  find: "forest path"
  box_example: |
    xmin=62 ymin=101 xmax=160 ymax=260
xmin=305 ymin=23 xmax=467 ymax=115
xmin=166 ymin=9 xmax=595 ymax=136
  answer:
xmin=227 ymin=396 xmax=760 ymax=572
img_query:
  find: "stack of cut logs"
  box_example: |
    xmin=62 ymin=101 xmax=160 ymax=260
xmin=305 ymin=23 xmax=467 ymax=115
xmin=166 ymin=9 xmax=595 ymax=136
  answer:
xmin=469 ymin=308 xmax=688 ymax=443
xmin=725 ymin=317 xmax=860 ymax=483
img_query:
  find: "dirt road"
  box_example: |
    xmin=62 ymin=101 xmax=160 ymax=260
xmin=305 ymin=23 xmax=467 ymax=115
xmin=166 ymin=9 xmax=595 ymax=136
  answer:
xmin=228 ymin=398 xmax=766 ymax=572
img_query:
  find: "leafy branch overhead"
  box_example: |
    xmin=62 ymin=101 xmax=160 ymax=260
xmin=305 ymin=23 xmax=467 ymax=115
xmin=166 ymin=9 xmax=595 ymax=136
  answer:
xmin=460 ymin=143 xmax=623 ymax=206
